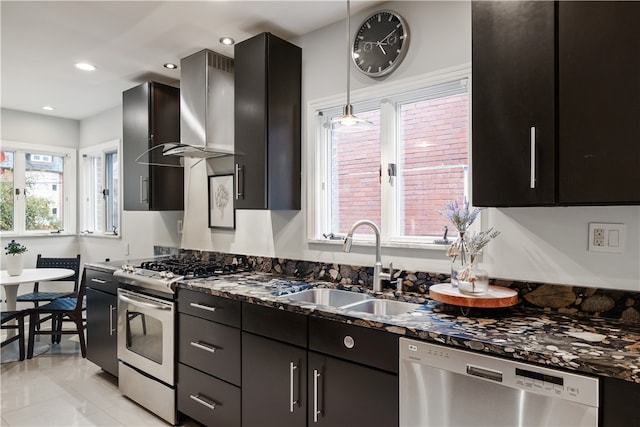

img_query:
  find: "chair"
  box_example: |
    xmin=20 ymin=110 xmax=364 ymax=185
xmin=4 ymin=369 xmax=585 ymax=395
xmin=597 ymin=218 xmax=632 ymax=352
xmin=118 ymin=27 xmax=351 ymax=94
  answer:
xmin=17 ymin=254 xmax=81 ymax=306
xmin=27 ymin=270 xmax=87 ymax=359
xmin=1 ymin=310 xmax=28 ymax=361
xmin=17 ymin=254 xmax=81 ymax=333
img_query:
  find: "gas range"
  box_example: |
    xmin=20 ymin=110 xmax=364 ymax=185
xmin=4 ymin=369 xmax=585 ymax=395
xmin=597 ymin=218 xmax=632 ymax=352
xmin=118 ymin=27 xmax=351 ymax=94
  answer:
xmin=113 ymin=258 xmax=249 ymax=296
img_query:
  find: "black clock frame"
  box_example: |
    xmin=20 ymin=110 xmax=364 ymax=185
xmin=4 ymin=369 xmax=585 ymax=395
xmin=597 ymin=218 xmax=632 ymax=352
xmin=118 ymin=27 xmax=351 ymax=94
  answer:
xmin=352 ymin=9 xmax=410 ymax=78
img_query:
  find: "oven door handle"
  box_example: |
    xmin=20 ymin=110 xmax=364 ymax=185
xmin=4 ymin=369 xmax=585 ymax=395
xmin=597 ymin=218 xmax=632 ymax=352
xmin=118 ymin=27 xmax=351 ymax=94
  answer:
xmin=118 ymin=293 xmax=172 ymax=310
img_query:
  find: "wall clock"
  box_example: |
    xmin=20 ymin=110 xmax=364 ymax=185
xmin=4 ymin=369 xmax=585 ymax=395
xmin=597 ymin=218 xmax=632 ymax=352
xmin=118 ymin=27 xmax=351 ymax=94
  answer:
xmin=352 ymin=10 xmax=410 ymax=78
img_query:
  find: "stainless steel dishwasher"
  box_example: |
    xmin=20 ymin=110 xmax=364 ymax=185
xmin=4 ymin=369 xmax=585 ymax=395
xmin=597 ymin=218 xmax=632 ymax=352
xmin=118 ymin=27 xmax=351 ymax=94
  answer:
xmin=400 ymin=338 xmax=599 ymax=427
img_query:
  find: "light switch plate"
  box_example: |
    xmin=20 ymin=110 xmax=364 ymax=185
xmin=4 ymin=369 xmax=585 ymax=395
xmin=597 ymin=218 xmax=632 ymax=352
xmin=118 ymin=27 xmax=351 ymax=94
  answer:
xmin=588 ymin=223 xmax=625 ymax=253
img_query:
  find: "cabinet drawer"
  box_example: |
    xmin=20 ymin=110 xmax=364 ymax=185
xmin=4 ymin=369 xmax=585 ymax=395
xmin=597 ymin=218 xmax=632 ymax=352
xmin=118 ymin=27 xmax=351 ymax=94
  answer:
xmin=178 ymin=363 xmax=240 ymax=427
xmin=309 ymin=317 xmax=398 ymax=373
xmin=242 ymin=302 xmax=307 ymax=347
xmin=85 ymin=269 xmax=119 ymax=295
xmin=178 ymin=313 xmax=241 ymax=386
xmin=178 ymin=289 xmax=240 ymax=327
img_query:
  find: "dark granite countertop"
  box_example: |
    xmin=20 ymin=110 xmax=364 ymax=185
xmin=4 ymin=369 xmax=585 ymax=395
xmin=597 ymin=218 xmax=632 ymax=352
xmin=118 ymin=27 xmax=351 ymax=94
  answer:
xmin=178 ymin=272 xmax=640 ymax=384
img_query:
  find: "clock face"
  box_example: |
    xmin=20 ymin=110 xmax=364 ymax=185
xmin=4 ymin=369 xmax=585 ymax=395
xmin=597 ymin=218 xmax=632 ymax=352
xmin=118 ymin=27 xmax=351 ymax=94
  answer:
xmin=352 ymin=10 xmax=409 ymax=78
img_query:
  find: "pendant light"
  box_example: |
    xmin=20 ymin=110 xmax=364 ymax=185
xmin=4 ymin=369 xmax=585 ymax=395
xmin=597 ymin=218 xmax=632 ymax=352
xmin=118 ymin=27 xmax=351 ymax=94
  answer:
xmin=330 ymin=0 xmax=373 ymax=132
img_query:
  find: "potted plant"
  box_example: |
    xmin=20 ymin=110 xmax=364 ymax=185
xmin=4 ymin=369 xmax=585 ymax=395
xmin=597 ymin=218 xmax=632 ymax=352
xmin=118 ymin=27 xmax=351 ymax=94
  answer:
xmin=4 ymin=239 xmax=27 ymax=276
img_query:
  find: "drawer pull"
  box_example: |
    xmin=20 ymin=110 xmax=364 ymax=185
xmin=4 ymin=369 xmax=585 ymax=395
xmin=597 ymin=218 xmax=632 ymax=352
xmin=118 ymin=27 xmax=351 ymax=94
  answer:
xmin=530 ymin=126 xmax=536 ymax=189
xmin=109 ymin=304 xmax=116 ymax=336
xmin=190 ymin=341 xmax=220 ymax=354
xmin=189 ymin=302 xmax=218 ymax=312
xmin=91 ymin=278 xmax=107 ymax=284
xmin=190 ymin=394 xmax=217 ymax=411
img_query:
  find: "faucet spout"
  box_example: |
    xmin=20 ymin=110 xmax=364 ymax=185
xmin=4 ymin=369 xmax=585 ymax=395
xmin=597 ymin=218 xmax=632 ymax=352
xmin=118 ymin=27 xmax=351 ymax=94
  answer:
xmin=343 ymin=220 xmax=384 ymax=292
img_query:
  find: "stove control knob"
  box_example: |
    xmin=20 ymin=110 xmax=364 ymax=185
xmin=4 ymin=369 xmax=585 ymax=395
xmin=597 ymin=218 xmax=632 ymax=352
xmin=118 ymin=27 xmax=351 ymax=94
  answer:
xmin=166 ymin=272 xmax=174 ymax=279
xmin=159 ymin=271 xmax=167 ymax=278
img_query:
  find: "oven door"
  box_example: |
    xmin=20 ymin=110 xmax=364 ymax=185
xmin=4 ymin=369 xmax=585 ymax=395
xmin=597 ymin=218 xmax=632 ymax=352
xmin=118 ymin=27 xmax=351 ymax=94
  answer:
xmin=117 ymin=288 xmax=175 ymax=385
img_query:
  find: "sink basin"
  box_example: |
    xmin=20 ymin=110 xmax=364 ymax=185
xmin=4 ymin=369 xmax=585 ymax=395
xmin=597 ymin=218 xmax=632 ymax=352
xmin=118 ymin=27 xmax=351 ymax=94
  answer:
xmin=281 ymin=288 xmax=371 ymax=308
xmin=343 ymin=299 xmax=422 ymax=315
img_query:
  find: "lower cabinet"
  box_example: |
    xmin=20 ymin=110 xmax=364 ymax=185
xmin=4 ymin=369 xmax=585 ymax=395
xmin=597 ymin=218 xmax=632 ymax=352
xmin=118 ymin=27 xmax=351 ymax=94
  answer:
xmin=242 ymin=333 xmax=307 ymax=427
xmin=308 ymin=351 xmax=398 ymax=427
xmin=176 ymin=290 xmax=241 ymax=426
xmin=85 ymin=269 xmax=119 ymax=377
xmin=600 ymin=376 xmax=640 ymax=427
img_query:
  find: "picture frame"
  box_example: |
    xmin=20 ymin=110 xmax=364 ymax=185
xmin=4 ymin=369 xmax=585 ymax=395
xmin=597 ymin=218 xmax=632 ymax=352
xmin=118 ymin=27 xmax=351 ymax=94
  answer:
xmin=208 ymin=174 xmax=235 ymax=229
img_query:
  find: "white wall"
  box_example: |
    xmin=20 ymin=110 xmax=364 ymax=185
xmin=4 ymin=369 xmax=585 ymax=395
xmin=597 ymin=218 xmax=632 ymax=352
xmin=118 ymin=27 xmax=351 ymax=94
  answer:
xmin=3 ymin=2 xmax=639 ymax=292
xmin=180 ymin=1 xmax=640 ymax=291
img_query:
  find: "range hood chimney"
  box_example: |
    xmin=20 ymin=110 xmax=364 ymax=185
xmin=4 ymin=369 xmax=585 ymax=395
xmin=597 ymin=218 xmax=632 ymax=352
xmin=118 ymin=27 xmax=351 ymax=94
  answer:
xmin=163 ymin=49 xmax=234 ymax=158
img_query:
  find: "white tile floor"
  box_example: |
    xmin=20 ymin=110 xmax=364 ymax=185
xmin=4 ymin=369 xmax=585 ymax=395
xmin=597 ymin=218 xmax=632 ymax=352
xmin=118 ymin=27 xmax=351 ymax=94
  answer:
xmin=1 ymin=335 xmax=198 ymax=427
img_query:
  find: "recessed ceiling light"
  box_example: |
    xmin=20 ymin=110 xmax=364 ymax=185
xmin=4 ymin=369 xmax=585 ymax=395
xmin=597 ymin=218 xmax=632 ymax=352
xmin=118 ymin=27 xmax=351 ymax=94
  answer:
xmin=75 ymin=62 xmax=96 ymax=71
xmin=219 ymin=37 xmax=235 ymax=46
xmin=42 ymin=105 xmax=54 ymax=111
xmin=164 ymin=63 xmax=178 ymax=69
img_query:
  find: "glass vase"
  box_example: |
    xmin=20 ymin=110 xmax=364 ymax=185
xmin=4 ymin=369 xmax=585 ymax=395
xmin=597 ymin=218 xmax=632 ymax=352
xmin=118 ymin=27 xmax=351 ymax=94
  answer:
xmin=457 ymin=257 xmax=489 ymax=296
xmin=449 ymin=232 xmax=468 ymax=288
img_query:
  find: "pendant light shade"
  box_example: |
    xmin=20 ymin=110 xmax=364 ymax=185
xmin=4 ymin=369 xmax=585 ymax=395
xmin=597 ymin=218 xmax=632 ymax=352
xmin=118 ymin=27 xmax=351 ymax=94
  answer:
xmin=330 ymin=0 xmax=373 ymax=133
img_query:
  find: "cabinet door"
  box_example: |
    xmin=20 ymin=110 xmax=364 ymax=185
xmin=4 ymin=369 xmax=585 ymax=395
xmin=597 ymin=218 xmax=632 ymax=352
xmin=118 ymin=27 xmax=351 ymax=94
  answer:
xmin=472 ymin=1 xmax=556 ymax=206
xmin=234 ymin=32 xmax=301 ymax=210
xmin=558 ymin=1 xmax=640 ymax=205
xmin=242 ymin=333 xmax=307 ymax=427
xmin=600 ymin=376 xmax=640 ymax=427
xmin=86 ymin=288 xmax=118 ymax=377
xmin=308 ymin=352 xmax=398 ymax=427
xmin=122 ymin=82 xmax=182 ymax=211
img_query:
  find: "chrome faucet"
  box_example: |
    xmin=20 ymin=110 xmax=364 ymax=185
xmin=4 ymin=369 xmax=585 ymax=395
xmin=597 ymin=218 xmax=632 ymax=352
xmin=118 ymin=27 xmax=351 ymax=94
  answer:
xmin=342 ymin=219 xmax=392 ymax=292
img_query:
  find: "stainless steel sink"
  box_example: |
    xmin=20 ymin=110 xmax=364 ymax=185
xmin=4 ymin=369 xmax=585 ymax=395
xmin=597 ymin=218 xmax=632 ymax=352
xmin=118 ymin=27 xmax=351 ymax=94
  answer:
xmin=343 ymin=299 xmax=421 ymax=315
xmin=280 ymin=288 xmax=371 ymax=307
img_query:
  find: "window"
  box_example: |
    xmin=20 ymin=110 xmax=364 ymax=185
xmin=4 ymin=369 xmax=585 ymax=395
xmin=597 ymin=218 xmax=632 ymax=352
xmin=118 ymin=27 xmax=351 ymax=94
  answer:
xmin=79 ymin=139 xmax=120 ymax=236
xmin=0 ymin=141 xmax=76 ymax=234
xmin=310 ymin=68 xmax=470 ymax=246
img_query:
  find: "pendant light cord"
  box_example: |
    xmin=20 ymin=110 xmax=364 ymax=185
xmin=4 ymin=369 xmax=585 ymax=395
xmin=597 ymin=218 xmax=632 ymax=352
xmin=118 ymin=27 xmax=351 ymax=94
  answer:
xmin=346 ymin=0 xmax=351 ymax=108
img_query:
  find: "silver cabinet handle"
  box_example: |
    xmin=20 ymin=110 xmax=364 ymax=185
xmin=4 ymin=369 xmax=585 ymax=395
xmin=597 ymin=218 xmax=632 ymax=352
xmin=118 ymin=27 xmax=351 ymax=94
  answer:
xmin=190 ymin=394 xmax=217 ymax=411
xmin=530 ymin=126 xmax=536 ymax=189
xmin=189 ymin=302 xmax=217 ymax=312
xmin=190 ymin=341 xmax=219 ymax=354
xmin=313 ymin=369 xmax=321 ymax=423
xmin=91 ymin=278 xmax=107 ymax=284
xmin=109 ymin=304 xmax=116 ymax=336
xmin=290 ymin=361 xmax=298 ymax=413
xmin=234 ymin=163 xmax=244 ymax=200
xmin=139 ymin=176 xmax=149 ymax=203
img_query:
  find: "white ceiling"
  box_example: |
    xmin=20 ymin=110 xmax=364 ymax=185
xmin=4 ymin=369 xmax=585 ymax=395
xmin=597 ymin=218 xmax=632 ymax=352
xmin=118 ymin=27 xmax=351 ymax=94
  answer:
xmin=1 ymin=0 xmax=379 ymax=121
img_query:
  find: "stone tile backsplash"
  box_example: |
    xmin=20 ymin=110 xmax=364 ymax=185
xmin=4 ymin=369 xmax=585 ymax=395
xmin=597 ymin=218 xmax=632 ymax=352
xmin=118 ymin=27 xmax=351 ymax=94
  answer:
xmin=164 ymin=247 xmax=640 ymax=325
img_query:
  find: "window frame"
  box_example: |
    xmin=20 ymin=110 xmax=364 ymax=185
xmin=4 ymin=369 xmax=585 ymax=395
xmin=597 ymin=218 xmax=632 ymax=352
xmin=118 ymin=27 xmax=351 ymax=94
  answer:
xmin=78 ymin=139 xmax=121 ymax=239
xmin=0 ymin=140 xmax=76 ymax=236
xmin=307 ymin=64 xmax=472 ymax=249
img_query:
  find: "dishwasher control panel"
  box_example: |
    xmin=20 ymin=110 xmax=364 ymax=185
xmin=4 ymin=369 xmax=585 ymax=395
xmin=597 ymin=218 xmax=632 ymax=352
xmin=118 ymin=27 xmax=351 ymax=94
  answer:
xmin=400 ymin=337 xmax=599 ymax=408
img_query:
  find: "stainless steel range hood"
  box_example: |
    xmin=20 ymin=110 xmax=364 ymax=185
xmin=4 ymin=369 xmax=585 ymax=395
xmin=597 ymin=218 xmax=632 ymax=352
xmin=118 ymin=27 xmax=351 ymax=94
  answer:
xmin=163 ymin=49 xmax=234 ymax=158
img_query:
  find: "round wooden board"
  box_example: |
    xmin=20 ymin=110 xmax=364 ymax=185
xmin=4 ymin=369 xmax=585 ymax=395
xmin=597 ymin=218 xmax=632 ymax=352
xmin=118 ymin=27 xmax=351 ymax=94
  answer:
xmin=429 ymin=283 xmax=518 ymax=308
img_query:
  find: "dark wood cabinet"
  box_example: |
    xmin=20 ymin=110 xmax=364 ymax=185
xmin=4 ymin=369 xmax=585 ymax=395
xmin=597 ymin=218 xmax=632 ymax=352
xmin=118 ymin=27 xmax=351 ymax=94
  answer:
xmin=176 ymin=289 xmax=241 ymax=425
xmin=241 ymin=303 xmax=308 ymax=427
xmin=557 ymin=1 xmax=640 ymax=205
xmin=307 ymin=317 xmax=399 ymax=427
xmin=85 ymin=269 xmax=118 ymax=377
xmin=472 ymin=1 xmax=640 ymax=207
xmin=122 ymin=81 xmax=183 ymax=211
xmin=242 ymin=333 xmax=307 ymax=427
xmin=234 ymin=32 xmax=301 ymax=210
xmin=600 ymin=376 xmax=640 ymax=427
xmin=471 ymin=0 xmax=556 ymax=207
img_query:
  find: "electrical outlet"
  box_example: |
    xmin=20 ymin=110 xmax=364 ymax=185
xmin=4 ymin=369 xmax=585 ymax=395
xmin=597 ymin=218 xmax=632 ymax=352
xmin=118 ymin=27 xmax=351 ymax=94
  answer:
xmin=124 ymin=242 xmax=130 ymax=256
xmin=177 ymin=220 xmax=183 ymax=234
xmin=588 ymin=223 xmax=625 ymax=253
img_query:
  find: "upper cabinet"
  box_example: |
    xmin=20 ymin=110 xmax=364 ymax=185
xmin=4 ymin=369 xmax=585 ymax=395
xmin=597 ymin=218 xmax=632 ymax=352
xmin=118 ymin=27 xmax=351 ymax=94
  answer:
xmin=557 ymin=1 xmax=640 ymax=205
xmin=122 ymin=81 xmax=184 ymax=211
xmin=234 ymin=32 xmax=302 ymax=210
xmin=472 ymin=1 xmax=640 ymax=207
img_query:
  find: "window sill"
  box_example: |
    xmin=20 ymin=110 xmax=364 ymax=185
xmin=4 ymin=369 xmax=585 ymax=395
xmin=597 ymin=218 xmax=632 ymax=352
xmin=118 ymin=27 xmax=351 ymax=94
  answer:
xmin=308 ymin=238 xmax=450 ymax=252
xmin=80 ymin=233 xmax=120 ymax=240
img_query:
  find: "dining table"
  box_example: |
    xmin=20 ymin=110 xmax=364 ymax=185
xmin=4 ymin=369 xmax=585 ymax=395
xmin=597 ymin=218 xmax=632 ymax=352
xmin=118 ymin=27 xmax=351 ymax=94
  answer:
xmin=1 ymin=268 xmax=75 ymax=363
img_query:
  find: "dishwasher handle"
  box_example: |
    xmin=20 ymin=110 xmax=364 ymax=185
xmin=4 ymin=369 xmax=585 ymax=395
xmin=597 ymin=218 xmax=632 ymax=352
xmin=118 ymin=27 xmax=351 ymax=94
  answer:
xmin=466 ymin=364 xmax=503 ymax=383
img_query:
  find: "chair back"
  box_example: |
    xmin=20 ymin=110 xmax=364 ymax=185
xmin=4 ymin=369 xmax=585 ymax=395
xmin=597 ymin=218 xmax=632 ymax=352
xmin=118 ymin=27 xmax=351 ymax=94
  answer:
xmin=73 ymin=269 xmax=87 ymax=313
xmin=36 ymin=254 xmax=81 ymax=292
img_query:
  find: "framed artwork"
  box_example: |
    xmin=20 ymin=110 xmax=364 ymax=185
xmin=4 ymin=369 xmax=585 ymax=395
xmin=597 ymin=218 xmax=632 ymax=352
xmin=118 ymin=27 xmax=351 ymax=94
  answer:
xmin=208 ymin=174 xmax=235 ymax=229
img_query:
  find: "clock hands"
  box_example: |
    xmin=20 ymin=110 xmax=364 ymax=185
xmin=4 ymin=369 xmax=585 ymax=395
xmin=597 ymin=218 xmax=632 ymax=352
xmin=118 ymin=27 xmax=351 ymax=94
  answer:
xmin=375 ymin=29 xmax=398 ymax=55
